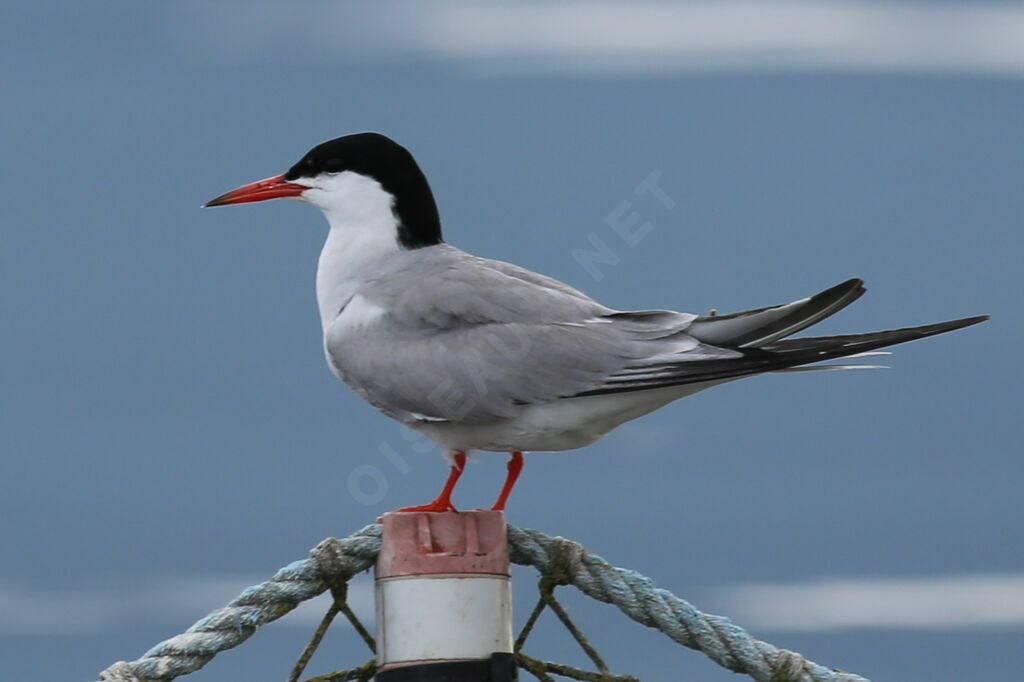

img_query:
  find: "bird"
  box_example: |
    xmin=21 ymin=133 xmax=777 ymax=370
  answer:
xmin=204 ymin=132 xmax=987 ymax=513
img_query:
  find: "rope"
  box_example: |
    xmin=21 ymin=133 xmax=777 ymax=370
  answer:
xmin=98 ymin=525 xmax=382 ymax=682
xmin=507 ymin=527 xmax=869 ymax=682
xmin=97 ymin=523 xmax=869 ymax=682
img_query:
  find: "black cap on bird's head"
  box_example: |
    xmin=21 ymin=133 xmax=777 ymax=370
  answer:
xmin=204 ymin=132 xmax=443 ymax=249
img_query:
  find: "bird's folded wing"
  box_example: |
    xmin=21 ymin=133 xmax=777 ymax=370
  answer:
xmin=576 ymin=315 xmax=987 ymax=397
xmin=324 ymin=247 xmax=725 ymax=422
xmin=326 ymin=250 xmax=985 ymax=423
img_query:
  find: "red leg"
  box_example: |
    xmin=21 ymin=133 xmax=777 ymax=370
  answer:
xmin=490 ymin=451 xmax=524 ymax=511
xmin=397 ymin=452 xmax=466 ymax=513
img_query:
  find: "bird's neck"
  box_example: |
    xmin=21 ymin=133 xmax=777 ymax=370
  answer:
xmin=315 ymin=208 xmax=402 ymax=333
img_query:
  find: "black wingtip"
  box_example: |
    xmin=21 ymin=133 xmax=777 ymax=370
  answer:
xmin=818 ymin=277 xmax=867 ymax=305
xmin=583 ymin=311 xmax=988 ymax=397
xmin=936 ymin=314 xmax=989 ymax=331
xmin=764 ymin=313 xmax=990 ymax=356
xmin=841 ymin=276 xmax=865 ymax=290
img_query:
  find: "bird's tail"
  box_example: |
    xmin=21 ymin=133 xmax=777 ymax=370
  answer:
xmin=687 ymin=277 xmax=988 ymax=366
xmin=687 ymin=278 xmax=866 ymax=348
xmin=759 ymin=315 xmax=989 ymax=366
xmin=684 ymin=315 xmax=989 ymax=387
xmin=578 ymin=280 xmax=987 ymax=397
xmin=582 ymin=314 xmax=988 ymax=397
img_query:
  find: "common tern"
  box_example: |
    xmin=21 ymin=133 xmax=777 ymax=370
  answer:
xmin=205 ymin=132 xmax=987 ymax=512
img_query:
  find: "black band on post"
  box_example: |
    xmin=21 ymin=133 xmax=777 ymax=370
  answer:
xmin=375 ymin=652 xmax=517 ymax=682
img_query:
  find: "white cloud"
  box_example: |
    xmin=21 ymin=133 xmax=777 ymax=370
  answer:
xmin=0 ymin=575 xmax=374 ymax=635
xmin=711 ymin=573 xmax=1024 ymax=631
xmin=173 ymin=1 xmax=1024 ymax=75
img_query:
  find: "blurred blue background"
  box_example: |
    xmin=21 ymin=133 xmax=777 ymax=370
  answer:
xmin=2 ymin=2 xmax=1022 ymax=681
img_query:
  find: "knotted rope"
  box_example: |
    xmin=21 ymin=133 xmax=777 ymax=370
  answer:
xmin=97 ymin=523 xmax=869 ymax=682
xmin=99 ymin=525 xmax=382 ymax=682
xmin=507 ymin=527 xmax=867 ymax=682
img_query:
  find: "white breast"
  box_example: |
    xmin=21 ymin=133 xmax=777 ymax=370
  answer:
xmin=312 ymin=172 xmax=403 ymax=332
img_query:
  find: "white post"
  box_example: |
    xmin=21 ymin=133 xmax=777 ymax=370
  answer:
xmin=374 ymin=510 xmax=516 ymax=682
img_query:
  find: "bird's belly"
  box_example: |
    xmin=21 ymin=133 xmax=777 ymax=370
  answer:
xmin=409 ymin=382 xmax=719 ymax=453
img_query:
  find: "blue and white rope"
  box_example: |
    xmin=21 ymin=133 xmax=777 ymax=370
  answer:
xmin=97 ymin=523 xmax=869 ymax=682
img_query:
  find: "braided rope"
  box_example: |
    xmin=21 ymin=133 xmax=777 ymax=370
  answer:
xmin=98 ymin=525 xmax=382 ymax=682
xmin=97 ymin=523 xmax=869 ymax=682
xmin=507 ymin=527 xmax=868 ymax=682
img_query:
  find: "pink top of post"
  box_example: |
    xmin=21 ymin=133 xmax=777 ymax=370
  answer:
xmin=376 ymin=511 xmax=510 ymax=578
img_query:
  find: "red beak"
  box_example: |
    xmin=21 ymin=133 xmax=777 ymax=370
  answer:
xmin=203 ymin=174 xmax=306 ymax=207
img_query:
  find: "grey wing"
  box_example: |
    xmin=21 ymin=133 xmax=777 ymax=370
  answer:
xmin=364 ymin=245 xmax=609 ymax=327
xmin=328 ymin=319 xmax=634 ymax=422
xmin=326 ymin=255 xmax=947 ymax=423
xmin=324 ymin=246 xmax=725 ymax=422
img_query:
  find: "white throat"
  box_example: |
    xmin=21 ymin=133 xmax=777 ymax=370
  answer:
xmin=306 ymin=172 xmax=402 ymax=331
